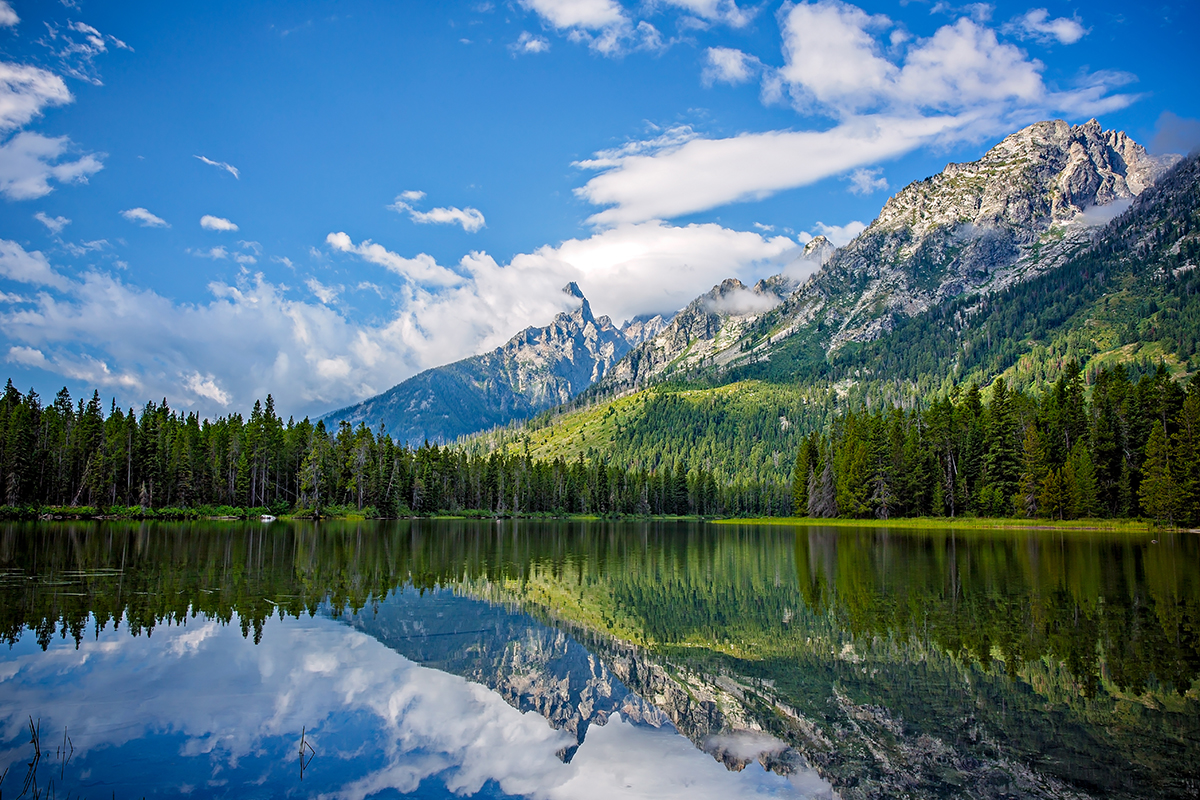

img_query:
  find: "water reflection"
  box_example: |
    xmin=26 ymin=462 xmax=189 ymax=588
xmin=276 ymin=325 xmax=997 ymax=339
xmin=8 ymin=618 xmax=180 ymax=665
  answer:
xmin=0 ymin=520 xmax=1196 ymax=799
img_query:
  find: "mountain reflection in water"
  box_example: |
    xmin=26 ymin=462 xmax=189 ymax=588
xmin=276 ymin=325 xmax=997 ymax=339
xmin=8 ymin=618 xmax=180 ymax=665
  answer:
xmin=0 ymin=520 xmax=1196 ymax=799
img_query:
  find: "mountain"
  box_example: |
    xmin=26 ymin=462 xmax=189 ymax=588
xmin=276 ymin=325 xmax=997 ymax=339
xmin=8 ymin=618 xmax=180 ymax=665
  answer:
xmin=323 ymin=283 xmax=639 ymax=443
xmin=479 ymin=149 xmax=1200 ymax=489
xmin=601 ymin=119 xmax=1179 ymax=392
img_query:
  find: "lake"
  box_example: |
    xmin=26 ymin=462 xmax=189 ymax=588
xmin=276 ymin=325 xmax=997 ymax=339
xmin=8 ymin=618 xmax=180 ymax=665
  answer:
xmin=0 ymin=520 xmax=1196 ymax=799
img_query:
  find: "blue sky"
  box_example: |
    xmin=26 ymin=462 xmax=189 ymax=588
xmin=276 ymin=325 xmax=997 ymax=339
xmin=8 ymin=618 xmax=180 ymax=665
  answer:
xmin=0 ymin=0 xmax=1197 ymax=418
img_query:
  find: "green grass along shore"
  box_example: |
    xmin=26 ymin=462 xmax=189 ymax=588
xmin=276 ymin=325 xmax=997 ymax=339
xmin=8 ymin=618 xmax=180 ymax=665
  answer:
xmin=6 ymin=505 xmax=1186 ymax=533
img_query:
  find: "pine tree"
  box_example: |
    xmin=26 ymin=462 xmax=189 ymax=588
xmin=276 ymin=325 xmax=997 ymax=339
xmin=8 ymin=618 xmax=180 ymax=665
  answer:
xmin=983 ymin=378 xmax=1021 ymax=515
xmin=1016 ymin=424 xmax=1048 ymax=517
xmin=1068 ymin=441 xmax=1099 ymax=519
xmin=1139 ymin=420 xmax=1178 ymax=525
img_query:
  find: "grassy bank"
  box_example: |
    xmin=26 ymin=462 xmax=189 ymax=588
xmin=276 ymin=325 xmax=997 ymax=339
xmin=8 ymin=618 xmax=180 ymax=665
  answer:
xmin=712 ymin=516 xmax=1165 ymax=533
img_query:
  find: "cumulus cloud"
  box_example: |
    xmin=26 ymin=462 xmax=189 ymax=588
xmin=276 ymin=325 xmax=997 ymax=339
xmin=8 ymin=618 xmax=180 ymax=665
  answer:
xmin=121 ymin=207 xmax=170 ymax=228
xmin=519 ymin=0 xmax=661 ymax=55
xmin=0 ymin=1 xmax=17 ymax=27
xmin=1004 ymin=8 xmax=1087 ymax=45
xmin=0 ymin=220 xmax=797 ymax=416
xmin=0 ymin=239 xmax=70 ymax=289
xmin=183 ymin=372 xmax=231 ymax=406
xmin=576 ymin=0 xmax=1135 ymax=224
xmin=200 ymin=214 xmax=239 ymax=232
xmin=398 ymin=189 xmax=426 ymax=202
xmin=194 ymin=154 xmax=240 ymax=179
xmin=34 ymin=211 xmax=71 ymax=234
xmin=701 ymin=47 xmax=758 ymax=86
xmin=0 ymin=131 xmax=103 ymax=200
xmin=845 ymin=167 xmax=888 ymax=195
xmin=518 ymin=220 xmax=800 ymax=321
xmin=326 ymin=232 xmax=465 ymax=287
xmin=521 ymin=0 xmax=625 ymax=30
xmin=511 ymin=31 xmax=551 ymax=54
xmin=0 ymin=62 xmax=73 ymax=132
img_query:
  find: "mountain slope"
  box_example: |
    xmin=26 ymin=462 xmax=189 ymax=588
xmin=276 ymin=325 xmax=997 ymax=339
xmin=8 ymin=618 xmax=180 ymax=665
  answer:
xmin=602 ymin=119 xmax=1179 ymax=393
xmin=323 ymin=284 xmax=639 ymax=443
xmin=477 ymin=151 xmax=1200 ymax=482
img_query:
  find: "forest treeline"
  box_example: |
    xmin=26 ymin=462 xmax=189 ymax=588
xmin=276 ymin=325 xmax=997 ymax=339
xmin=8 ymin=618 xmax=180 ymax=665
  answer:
xmin=793 ymin=362 xmax=1200 ymax=526
xmin=1 ymin=358 xmax=1195 ymax=523
xmin=0 ymin=379 xmax=782 ymax=518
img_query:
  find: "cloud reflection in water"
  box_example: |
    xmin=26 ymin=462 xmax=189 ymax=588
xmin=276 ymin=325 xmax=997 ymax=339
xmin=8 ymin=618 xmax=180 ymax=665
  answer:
xmin=0 ymin=598 xmax=831 ymax=799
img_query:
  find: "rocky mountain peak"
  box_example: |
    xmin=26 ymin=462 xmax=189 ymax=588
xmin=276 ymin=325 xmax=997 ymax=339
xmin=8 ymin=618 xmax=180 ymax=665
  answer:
xmin=323 ymin=283 xmax=629 ymax=443
xmin=801 ymin=235 xmax=835 ymax=264
xmin=875 ymin=118 xmax=1177 ymax=240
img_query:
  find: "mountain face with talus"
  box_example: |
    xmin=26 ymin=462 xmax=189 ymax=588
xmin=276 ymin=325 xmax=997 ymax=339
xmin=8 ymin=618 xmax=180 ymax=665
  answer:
xmin=600 ymin=119 xmax=1180 ymax=393
xmin=323 ymin=283 xmax=640 ymax=444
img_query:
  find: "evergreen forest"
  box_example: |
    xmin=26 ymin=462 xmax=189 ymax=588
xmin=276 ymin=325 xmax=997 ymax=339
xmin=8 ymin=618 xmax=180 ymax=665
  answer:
xmin=1 ymin=357 xmax=1197 ymax=524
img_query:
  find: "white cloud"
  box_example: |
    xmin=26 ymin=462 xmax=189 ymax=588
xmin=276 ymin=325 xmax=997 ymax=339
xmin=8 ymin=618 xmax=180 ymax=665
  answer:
xmin=200 ymin=214 xmax=239 ymax=232
xmin=62 ymin=238 xmax=108 ymax=257
xmin=752 ymin=222 xmax=773 ymax=232
xmin=325 ymin=232 xmax=465 ymax=287
xmin=519 ymin=0 xmax=661 ymax=55
xmin=520 ymin=0 xmax=625 ymax=29
xmin=576 ymin=0 xmax=1134 ymax=224
xmin=194 ymin=154 xmax=240 ymax=179
xmin=704 ymin=286 xmax=783 ymax=315
xmin=0 ymin=131 xmax=103 ymax=200
xmin=40 ymin=20 xmax=132 ymax=85
xmin=701 ymin=47 xmax=758 ymax=86
xmin=0 ymin=239 xmax=70 ymax=289
xmin=183 ymin=372 xmax=231 ymax=406
xmin=806 ymin=220 xmax=866 ymax=246
xmin=0 ymin=2 xmax=18 ymax=27
xmin=306 ymin=277 xmax=341 ymax=304
xmin=845 ymin=167 xmax=888 ymax=195
xmin=6 ymin=344 xmax=48 ymax=368
xmin=511 ymin=31 xmax=551 ymax=54
xmin=0 ymin=608 xmax=826 ymax=800
xmin=388 ymin=196 xmax=487 ymax=232
xmin=576 ymin=114 xmax=963 ymax=225
xmin=191 ymin=246 xmax=229 ymax=260
xmin=34 ymin=211 xmax=71 ymax=234
xmin=661 ymin=0 xmax=754 ymax=27
xmin=398 ymin=189 xmax=426 ymax=202
xmin=0 ymin=61 xmax=73 ymax=131
xmin=1005 ymin=8 xmax=1087 ymax=45
xmin=509 ymin=220 xmax=799 ymax=322
xmin=0 ymin=221 xmax=796 ymax=416
xmin=120 ymin=206 xmax=170 ymax=228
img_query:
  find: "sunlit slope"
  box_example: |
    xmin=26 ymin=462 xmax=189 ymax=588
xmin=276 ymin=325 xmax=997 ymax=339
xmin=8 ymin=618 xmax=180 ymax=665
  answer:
xmin=466 ymin=380 xmax=841 ymax=487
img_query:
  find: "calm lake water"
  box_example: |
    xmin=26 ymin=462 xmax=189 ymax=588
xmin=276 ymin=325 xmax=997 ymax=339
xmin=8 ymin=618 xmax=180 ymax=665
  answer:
xmin=0 ymin=520 xmax=1196 ymax=799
